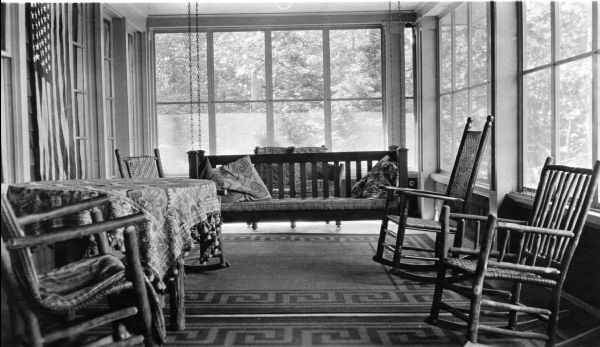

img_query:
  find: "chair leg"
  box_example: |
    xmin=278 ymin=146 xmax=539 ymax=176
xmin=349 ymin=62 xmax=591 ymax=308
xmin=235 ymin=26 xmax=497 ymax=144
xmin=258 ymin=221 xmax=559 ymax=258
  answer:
xmin=392 ymin=198 xmax=409 ymax=268
xmin=335 ymin=219 xmax=341 ymax=227
xmin=22 ymin=308 xmax=43 ymax=347
xmin=546 ymin=287 xmax=562 ymax=347
xmin=290 ymin=221 xmax=296 ymax=229
xmin=374 ymin=215 xmax=389 ymax=261
xmin=508 ymin=282 xmax=522 ymax=329
xmin=467 ymin=278 xmax=485 ymax=343
xmin=252 ymin=221 xmax=258 ymax=230
xmin=427 ymin=262 xmax=447 ymax=324
xmin=124 ymin=227 xmax=157 ymax=347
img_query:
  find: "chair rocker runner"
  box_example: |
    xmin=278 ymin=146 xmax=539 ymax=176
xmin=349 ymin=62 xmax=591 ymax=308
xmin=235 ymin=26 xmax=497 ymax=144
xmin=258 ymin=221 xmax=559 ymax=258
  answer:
xmin=373 ymin=116 xmax=493 ymax=282
xmin=1 ymin=194 xmax=161 ymax=347
xmin=427 ymin=158 xmax=600 ymax=347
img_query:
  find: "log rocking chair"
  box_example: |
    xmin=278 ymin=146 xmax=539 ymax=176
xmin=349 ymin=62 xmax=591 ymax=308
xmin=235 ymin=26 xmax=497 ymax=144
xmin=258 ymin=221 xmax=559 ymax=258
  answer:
xmin=427 ymin=158 xmax=600 ymax=346
xmin=373 ymin=116 xmax=493 ymax=281
xmin=1 ymin=194 xmax=161 ymax=347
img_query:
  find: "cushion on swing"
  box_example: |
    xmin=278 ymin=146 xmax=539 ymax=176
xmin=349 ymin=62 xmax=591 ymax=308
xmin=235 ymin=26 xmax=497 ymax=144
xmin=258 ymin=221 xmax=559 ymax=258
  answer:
xmin=211 ymin=155 xmax=271 ymax=203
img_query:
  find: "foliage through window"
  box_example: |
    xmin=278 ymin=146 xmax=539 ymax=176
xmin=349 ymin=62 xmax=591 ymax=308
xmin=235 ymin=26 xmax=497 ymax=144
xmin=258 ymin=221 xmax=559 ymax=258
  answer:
xmin=154 ymin=28 xmax=384 ymax=176
xmin=521 ymin=1 xmax=598 ymax=207
xmin=438 ymin=2 xmax=490 ymax=181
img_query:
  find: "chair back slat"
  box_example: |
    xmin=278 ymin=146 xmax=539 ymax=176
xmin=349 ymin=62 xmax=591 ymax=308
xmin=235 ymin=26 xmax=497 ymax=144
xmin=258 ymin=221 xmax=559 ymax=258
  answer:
xmin=445 ymin=116 xmax=493 ymax=213
xmin=520 ymin=159 xmax=599 ymax=269
xmin=1 ymin=195 xmax=40 ymax=301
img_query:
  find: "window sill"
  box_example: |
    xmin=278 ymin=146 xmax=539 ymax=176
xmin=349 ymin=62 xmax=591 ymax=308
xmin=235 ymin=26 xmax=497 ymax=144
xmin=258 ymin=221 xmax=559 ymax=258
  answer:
xmin=430 ymin=172 xmax=491 ymax=197
xmin=506 ymin=192 xmax=600 ymax=229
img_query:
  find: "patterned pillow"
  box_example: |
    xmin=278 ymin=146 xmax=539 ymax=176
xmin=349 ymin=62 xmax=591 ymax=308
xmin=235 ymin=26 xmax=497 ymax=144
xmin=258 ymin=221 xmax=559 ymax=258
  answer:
xmin=351 ymin=155 xmax=399 ymax=199
xmin=211 ymin=156 xmax=271 ymax=203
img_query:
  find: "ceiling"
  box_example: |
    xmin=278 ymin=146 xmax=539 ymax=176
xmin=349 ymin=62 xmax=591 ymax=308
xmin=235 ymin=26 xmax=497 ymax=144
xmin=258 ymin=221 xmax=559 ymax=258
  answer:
xmin=134 ymin=1 xmax=431 ymax=17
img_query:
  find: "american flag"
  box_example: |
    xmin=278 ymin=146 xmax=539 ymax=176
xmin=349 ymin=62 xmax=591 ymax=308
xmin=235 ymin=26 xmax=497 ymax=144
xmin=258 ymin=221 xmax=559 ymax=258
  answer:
xmin=31 ymin=3 xmax=52 ymax=79
xmin=30 ymin=3 xmax=78 ymax=180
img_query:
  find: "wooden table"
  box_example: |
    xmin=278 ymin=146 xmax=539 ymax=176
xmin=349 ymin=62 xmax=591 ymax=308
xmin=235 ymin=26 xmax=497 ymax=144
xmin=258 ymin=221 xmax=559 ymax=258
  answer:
xmin=7 ymin=178 xmax=224 ymax=331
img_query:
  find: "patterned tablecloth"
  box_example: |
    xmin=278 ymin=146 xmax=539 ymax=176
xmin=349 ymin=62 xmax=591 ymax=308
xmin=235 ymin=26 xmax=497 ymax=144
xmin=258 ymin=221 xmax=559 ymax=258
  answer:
xmin=7 ymin=178 xmax=222 ymax=287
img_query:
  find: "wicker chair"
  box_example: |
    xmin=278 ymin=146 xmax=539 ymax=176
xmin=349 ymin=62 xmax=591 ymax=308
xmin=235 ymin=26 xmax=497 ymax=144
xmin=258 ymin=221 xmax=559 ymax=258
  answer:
xmin=1 ymin=194 xmax=160 ymax=347
xmin=115 ymin=148 xmax=164 ymax=179
xmin=373 ymin=116 xmax=493 ymax=281
xmin=427 ymin=158 xmax=600 ymax=346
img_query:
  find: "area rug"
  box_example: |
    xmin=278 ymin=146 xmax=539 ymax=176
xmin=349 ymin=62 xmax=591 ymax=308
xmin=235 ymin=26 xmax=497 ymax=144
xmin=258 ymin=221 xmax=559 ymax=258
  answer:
xmin=181 ymin=233 xmax=464 ymax=314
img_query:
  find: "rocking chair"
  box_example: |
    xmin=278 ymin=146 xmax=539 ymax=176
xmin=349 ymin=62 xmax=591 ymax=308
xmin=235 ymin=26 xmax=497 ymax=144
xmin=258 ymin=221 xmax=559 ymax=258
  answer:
xmin=427 ymin=158 xmax=600 ymax=346
xmin=1 ymin=194 xmax=160 ymax=347
xmin=373 ymin=116 xmax=493 ymax=281
xmin=115 ymin=148 xmax=164 ymax=179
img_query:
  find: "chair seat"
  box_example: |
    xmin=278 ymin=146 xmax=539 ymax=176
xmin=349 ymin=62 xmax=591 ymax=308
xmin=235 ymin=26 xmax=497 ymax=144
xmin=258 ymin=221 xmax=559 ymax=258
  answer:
xmin=38 ymin=254 xmax=131 ymax=312
xmin=389 ymin=216 xmax=457 ymax=231
xmin=444 ymin=258 xmax=557 ymax=286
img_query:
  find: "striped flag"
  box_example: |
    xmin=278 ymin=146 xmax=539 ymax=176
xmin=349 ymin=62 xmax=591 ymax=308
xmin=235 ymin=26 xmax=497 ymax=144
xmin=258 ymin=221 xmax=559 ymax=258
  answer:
xmin=30 ymin=3 xmax=77 ymax=180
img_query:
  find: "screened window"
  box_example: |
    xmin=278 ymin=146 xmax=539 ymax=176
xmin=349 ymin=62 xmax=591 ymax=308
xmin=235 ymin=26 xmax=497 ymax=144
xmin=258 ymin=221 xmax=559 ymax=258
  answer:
xmin=438 ymin=2 xmax=490 ymax=181
xmin=155 ymin=28 xmax=384 ymax=176
xmin=521 ymin=1 xmax=599 ymax=207
xmin=102 ymin=19 xmax=116 ymax=177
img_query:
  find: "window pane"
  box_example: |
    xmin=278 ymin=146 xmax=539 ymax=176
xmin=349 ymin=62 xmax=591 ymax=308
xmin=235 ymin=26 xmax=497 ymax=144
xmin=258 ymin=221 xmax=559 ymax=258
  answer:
xmin=214 ymin=31 xmax=265 ymax=101
xmin=558 ymin=1 xmax=593 ymax=60
xmin=155 ymin=33 xmax=208 ymax=103
xmin=404 ymin=28 xmax=414 ymax=97
xmin=216 ymin=102 xmax=267 ymax=154
xmin=523 ymin=69 xmax=552 ymax=187
xmin=524 ymin=2 xmax=551 ymax=69
xmin=471 ymin=2 xmax=488 ymax=84
xmin=157 ymin=104 xmax=209 ymax=175
xmin=454 ymin=4 xmax=469 ymax=90
xmin=440 ymin=94 xmax=453 ymax=171
xmin=454 ymin=90 xmax=469 ymax=156
xmin=272 ymin=30 xmax=323 ymax=99
xmin=330 ymin=29 xmax=381 ymax=99
xmin=558 ymin=58 xmax=592 ymax=168
xmin=405 ymin=98 xmax=416 ymax=169
xmin=470 ymin=85 xmax=488 ymax=128
xmin=331 ymin=100 xmax=383 ymax=152
xmin=440 ymin=15 xmax=452 ymax=92
xmin=274 ymin=101 xmax=324 ymax=146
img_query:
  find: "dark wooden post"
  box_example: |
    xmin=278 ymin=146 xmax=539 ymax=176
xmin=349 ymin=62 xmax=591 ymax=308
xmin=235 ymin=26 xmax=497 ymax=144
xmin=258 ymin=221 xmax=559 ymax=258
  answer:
xmin=188 ymin=150 xmax=206 ymax=179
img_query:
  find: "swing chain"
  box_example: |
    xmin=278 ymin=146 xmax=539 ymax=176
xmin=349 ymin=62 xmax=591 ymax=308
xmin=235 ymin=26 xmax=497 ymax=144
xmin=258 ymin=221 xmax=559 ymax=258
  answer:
xmin=187 ymin=2 xmax=194 ymax=149
xmin=195 ymin=2 xmax=202 ymax=150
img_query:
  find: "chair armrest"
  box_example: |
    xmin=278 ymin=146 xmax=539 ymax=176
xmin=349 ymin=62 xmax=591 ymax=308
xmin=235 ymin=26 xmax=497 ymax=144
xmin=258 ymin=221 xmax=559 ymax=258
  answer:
xmin=7 ymin=212 xmax=147 ymax=249
xmin=488 ymin=260 xmax=561 ymax=276
xmin=383 ymin=186 xmax=464 ymax=203
xmin=450 ymin=213 xmax=528 ymax=225
xmin=16 ymin=196 xmax=111 ymax=226
xmin=497 ymin=222 xmax=574 ymax=238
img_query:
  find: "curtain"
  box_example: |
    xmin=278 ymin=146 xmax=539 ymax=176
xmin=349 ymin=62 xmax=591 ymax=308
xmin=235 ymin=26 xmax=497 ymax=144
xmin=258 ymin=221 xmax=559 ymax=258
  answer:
xmin=30 ymin=3 xmax=77 ymax=181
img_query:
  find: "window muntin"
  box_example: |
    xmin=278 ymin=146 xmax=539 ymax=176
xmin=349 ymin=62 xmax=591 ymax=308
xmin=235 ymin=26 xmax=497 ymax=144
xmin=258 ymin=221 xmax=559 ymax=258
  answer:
xmin=103 ymin=19 xmax=116 ymax=177
xmin=438 ymin=3 xmax=490 ymax=179
xmin=521 ymin=1 xmax=598 ymax=200
xmin=155 ymin=27 xmax=386 ymax=176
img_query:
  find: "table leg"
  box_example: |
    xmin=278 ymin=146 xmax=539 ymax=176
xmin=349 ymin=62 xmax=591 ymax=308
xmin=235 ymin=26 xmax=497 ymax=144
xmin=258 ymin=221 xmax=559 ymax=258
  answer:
xmin=168 ymin=259 xmax=186 ymax=331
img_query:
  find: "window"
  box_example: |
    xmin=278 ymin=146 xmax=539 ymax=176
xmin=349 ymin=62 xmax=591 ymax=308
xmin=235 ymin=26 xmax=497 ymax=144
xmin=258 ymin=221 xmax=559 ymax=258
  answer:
xmin=127 ymin=33 xmax=143 ymax=155
xmin=405 ymin=26 xmax=416 ymax=169
xmin=102 ymin=19 xmax=116 ymax=177
xmin=521 ymin=1 xmax=598 ymax=207
xmin=155 ymin=27 xmax=383 ymax=176
xmin=72 ymin=4 xmax=94 ymax=179
xmin=438 ymin=2 xmax=490 ymax=181
xmin=1 ymin=2 xmax=15 ymax=183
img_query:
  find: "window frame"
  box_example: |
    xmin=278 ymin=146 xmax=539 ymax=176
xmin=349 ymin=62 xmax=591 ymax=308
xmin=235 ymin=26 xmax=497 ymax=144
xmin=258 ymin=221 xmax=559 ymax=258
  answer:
xmin=436 ymin=2 xmax=492 ymax=184
xmin=518 ymin=1 xmax=599 ymax=209
xmin=153 ymin=24 xmax=388 ymax=163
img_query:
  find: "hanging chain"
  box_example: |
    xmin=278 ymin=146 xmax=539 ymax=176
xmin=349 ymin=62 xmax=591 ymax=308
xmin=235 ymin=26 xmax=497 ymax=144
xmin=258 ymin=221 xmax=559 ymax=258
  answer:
xmin=195 ymin=2 xmax=202 ymax=150
xmin=187 ymin=2 xmax=194 ymax=149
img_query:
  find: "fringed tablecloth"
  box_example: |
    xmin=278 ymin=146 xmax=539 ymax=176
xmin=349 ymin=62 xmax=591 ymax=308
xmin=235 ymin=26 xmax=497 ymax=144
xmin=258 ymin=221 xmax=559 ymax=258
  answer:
xmin=7 ymin=178 xmax=222 ymax=288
